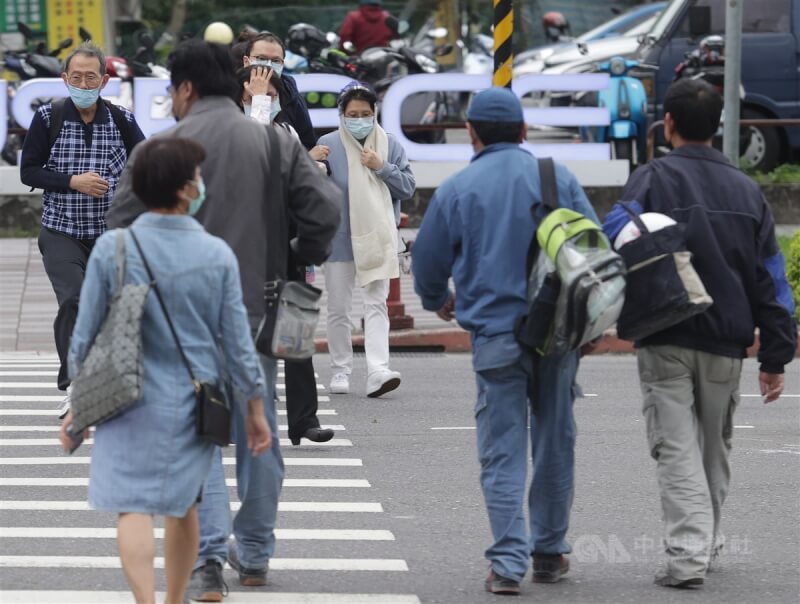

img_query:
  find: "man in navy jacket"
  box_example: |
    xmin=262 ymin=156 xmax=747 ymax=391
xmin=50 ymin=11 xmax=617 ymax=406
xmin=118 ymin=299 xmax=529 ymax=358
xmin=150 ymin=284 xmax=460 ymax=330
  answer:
xmin=604 ymin=79 xmax=796 ymax=589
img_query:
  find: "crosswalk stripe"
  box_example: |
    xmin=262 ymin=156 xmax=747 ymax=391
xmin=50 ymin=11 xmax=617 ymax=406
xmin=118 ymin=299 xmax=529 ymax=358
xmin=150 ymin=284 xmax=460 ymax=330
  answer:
xmin=0 ymin=527 xmax=394 ymax=541
xmin=0 ymin=406 xmax=339 ymax=415
xmin=0 ymin=592 xmax=421 ymax=604
xmin=0 ymin=457 xmax=363 ymax=467
xmin=0 ymin=501 xmax=384 ymax=512
xmin=0 ymin=438 xmax=353 ymax=447
xmin=0 ymin=556 xmax=409 ymax=571
xmin=0 ymin=477 xmax=370 ymax=487
xmin=276 ymin=384 xmax=325 ymax=391
xmin=0 ymin=424 xmax=346 ymax=432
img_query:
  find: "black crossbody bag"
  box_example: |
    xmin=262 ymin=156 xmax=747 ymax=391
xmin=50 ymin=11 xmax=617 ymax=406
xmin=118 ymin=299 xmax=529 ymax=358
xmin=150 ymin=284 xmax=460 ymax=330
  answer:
xmin=129 ymin=230 xmax=231 ymax=447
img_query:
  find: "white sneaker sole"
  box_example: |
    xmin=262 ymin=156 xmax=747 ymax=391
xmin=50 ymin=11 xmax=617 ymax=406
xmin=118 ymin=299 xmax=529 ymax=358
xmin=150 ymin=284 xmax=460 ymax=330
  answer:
xmin=329 ymin=384 xmax=350 ymax=395
xmin=367 ymin=377 xmax=401 ymax=398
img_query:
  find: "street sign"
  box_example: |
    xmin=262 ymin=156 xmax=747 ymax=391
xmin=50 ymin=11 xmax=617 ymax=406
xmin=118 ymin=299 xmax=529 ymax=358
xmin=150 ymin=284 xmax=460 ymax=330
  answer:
xmin=46 ymin=0 xmax=103 ymax=53
xmin=1 ymin=0 xmax=47 ymax=34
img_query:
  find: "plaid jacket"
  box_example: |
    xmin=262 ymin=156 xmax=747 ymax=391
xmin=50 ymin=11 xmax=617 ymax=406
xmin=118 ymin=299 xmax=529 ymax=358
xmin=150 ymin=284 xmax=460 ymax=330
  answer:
xmin=20 ymin=99 xmax=145 ymax=239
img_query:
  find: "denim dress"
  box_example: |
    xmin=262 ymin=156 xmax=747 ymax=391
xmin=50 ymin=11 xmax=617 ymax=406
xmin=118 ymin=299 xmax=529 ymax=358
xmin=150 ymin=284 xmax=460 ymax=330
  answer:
xmin=69 ymin=213 xmax=265 ymax=517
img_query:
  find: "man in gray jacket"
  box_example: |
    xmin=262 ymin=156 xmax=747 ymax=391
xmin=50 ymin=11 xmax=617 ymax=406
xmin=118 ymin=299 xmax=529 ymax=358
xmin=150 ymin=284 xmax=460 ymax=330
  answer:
xmin=106 ymin=40 xmax=340 ymax=601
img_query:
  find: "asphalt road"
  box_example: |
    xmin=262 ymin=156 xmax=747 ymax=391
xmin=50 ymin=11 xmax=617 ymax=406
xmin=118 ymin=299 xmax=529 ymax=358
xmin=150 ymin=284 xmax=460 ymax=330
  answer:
xmin=0 ymin=352 xmax=798 ymax=603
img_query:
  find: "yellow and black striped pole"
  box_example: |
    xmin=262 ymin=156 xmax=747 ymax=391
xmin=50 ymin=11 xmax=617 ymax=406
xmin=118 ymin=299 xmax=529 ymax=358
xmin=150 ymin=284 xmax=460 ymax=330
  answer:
xmin=493 ymin=0 xmax=513 ymax=87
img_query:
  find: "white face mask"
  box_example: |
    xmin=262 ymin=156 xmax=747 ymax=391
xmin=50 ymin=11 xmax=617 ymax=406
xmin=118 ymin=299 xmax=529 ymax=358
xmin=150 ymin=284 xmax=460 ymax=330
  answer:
xmin=249 ymin=58 xmax=284 ymax=77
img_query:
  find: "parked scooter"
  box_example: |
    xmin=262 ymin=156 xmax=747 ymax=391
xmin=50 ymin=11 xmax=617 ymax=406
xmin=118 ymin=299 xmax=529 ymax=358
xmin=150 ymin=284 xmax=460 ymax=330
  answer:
xmin=579 ymin=56 xmax=649 ymax=167
xmin=1 ymin=22 xmax=72 ymax=165
xmin=672 ymin=35 xmax=750 ymax=156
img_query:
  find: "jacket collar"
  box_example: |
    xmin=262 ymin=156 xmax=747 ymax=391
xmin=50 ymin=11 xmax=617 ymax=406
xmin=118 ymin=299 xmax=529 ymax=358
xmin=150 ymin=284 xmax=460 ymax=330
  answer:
xmin=471 ymin=142 xmax=526 ymax=163
xmin=132 ymin=212 xmax=205 ymax=231
xmin=64 ymin=96 xmax=109 ymax=124
xmin=185 ymin=96 xmax=241 ymax=118
xmin=670 ymin=143 xmax=733 ymax=166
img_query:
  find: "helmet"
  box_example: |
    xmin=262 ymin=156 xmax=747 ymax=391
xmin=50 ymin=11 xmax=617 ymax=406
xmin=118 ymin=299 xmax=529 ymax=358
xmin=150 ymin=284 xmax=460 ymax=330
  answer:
xmin=615 ymin=213 xmax=677 ymax=249
xmin=700 ymin=35 xmax=725 ymax=64
xmin=543 ymin=11 xmax=570 ymax=42
xmin=286 ymin=23 xmax=330 ymax=59
xmin=204 ymin=22 xmax=234 ymax=45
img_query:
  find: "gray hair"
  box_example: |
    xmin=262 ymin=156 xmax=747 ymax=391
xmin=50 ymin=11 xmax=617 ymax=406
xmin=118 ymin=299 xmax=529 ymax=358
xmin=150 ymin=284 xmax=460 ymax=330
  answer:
xmin=63 ymin=41 xmax=107 ymax=75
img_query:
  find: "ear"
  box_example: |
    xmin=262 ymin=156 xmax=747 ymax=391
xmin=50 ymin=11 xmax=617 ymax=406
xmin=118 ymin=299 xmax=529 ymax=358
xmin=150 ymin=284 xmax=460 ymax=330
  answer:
xmin=518 ymin=122 xmax=527 ymax=144
xmin=466 ymin=122 xmax=480 ymax=146
xmin=663 ymin=112 xmax=673 ymax=142
xmin=243 ymin=55 xmax=251 ymax=66
xmin=100 ymin=73 xmax=111 ymax=89
xmin=61 ymin=73 xmax=69 ymax=86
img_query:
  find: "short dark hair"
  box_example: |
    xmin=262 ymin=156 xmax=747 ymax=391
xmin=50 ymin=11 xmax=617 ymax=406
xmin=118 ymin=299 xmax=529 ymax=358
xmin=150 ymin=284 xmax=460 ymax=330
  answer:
xmin=132 ymin=138 xmax=206 ymax=209
xmin=245 ymin=32 xmax=286 ymax=57
xmin=468 ymin=120 xmax=524 ymax=146
xmin=63 ymin=41 xmax=106 ymax=75
xmin=339 ymin=85 xmax=377 ymax=113
xmin=236 ymin=65 xmax=286 ymax=102
xmin=663 ymin=78 xmax=722 ymax=142
xmin=167 ymin=39 xmax=238 ymax=100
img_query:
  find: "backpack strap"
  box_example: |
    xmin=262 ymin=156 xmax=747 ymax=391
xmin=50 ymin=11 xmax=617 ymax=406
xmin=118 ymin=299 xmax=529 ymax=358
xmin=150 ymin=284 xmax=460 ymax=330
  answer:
xmin=103 ymin=99 xmax=137 ymax=157
xmin=525 ymin=158 xmax=560 ymax=273
xmin=47 ymin=98 xmax=68 ymax=152
xmin=47 ymin=97 xmax=137 ymax=158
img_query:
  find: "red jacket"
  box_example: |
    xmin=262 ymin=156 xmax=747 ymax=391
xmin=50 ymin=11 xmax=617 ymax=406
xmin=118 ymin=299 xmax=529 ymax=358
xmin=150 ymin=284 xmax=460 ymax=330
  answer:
xmin=339 ymin=5 xmax=394 ymax=53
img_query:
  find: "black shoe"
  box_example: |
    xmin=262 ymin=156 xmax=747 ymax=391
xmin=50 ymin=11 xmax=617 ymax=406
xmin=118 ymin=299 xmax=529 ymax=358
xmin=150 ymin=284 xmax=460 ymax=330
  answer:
xmin=485 ymin=569 xmax=521 ymax=595
xmin=532 ymin=554 xmax=569 ymax=583
xmin=187 ymin=560 xmax=227 ymax=602
xmin=227 ymin=546 xmax=268 ymax=586
xmin=291 ymin=427 xmax=335 ymax=446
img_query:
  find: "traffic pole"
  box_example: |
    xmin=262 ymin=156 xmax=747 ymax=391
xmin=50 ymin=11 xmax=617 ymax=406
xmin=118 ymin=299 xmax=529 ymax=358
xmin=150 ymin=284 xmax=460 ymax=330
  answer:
xmin=723 ymin=0 xmax=743 ymax=166
xmin=493 ymin=0 xmax=513 ymax=88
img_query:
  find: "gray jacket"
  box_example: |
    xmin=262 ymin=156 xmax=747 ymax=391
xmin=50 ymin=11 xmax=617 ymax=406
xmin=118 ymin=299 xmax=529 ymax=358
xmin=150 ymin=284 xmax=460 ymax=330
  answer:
xmin=106 ymin=96 xmax=341 ymax=317
xmin=317 ymin=130 xmax=415 ymax=262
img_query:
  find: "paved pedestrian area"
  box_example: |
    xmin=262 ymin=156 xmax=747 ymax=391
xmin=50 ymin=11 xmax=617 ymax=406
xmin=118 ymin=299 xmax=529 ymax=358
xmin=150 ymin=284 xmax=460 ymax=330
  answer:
xmin=0 ymin=351 xmax=421 ymax=603
xmin=0 ymin=235 xmax=444 ymax=354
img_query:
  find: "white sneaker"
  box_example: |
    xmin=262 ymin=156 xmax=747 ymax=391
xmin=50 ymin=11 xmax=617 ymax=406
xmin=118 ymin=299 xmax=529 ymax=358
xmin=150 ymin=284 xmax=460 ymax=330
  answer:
xmin=366 ymin=370 xmax=401 ymax=398
xmin=329 ymin=372 xmax=350 ymax=394
xmin=57 ymin=389 xmax=71 ymax=419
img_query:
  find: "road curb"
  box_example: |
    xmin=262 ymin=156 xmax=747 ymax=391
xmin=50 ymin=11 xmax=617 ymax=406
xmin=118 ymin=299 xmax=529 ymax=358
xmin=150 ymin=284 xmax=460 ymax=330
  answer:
xmin=315 ymin=329 xmax=800 ymax=357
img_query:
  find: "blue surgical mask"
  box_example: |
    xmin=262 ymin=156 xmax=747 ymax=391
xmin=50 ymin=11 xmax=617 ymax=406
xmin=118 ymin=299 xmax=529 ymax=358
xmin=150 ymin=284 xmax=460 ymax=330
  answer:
xmin=186 ymin=178 xmax=207 ymax=216
xmin=243 ymin=104 xmax=252 ymax=117
xmin=269 ymin=98 xmax=281 ymax=123
xmin=344 ymin=117 xmax=375 ymax=140
xmin=67 ymin=84 xmax=101 ymax=109
xmin=250 ymin=59 xmax=284 ymax=77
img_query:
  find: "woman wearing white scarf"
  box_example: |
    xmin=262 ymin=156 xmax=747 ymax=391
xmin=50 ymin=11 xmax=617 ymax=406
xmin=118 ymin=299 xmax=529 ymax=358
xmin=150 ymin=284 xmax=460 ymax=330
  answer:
xmin=317 ymin=83 xmax=416 ymax=397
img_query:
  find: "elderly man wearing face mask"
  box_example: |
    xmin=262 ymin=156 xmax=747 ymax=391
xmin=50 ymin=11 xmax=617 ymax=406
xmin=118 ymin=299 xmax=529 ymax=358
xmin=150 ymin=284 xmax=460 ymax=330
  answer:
xmin=20 ymin=41 xmax=145 ymax=417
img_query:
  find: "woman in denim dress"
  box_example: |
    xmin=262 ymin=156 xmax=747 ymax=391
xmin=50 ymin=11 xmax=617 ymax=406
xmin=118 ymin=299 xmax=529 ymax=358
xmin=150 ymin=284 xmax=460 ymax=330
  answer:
xmin=59 ymin=138 xmax=271 ymax=604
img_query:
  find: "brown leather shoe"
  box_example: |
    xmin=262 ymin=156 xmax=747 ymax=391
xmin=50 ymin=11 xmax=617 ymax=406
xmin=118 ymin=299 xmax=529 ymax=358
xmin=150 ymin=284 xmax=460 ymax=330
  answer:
xmin=532 ymin=554 xmax=569 ymax=583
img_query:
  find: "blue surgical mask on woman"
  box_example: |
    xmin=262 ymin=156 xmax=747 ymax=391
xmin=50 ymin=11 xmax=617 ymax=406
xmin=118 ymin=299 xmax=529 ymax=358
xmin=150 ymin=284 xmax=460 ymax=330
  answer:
xmin=67 ymin=84 xmax=101 ymax=109
xmin=250 ymin=59 xmax=284 ymax=77
xmin=186 ymin=178 xmax=207 ymax=216
xmin=344 ymin=117 xmax=374 ymax=140
xmin=269 ymin=98 xmax=281 ymax=123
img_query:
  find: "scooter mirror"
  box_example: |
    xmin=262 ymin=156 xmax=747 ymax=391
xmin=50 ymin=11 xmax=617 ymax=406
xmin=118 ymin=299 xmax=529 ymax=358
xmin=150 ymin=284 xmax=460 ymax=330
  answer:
xmin=138 ymin=32 xmax=155 ymax=49
xmin=17 ymin=22 xmax=34 ymax=40
xmin=435 ymin=44 xmax=454 ymax=56
xmin=79 ymin=26 xmax=92 ymax=42
xmin=58 ymin=38 xmax=73 ymax=51
xmin=398 ymin=20 xmax=410 ymax=35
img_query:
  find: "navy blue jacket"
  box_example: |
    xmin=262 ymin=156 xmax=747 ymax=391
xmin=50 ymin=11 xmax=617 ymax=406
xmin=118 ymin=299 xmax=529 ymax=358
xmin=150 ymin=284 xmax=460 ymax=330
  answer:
xmin=606 ymin=144 xmax=796 ymax=373
xmin=280 ymin=74 xmax=316 ymax=150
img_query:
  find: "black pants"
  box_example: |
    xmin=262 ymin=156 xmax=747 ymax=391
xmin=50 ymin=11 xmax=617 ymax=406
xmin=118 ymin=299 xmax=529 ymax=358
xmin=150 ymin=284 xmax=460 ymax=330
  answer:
xmin=38 ymin=227 xmax=96 ymax=391
xmin=284 ymin=356 xmax=321 ymax=440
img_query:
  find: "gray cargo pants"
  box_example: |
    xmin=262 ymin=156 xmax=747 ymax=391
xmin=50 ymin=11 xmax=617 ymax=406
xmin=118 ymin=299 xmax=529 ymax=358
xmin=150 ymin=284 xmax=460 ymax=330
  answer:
xmin=637 ymin=345 xmax=742 ymax=581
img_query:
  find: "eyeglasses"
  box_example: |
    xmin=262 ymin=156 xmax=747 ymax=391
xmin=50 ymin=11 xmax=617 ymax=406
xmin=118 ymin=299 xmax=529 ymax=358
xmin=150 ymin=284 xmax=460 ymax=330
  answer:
xmin=67 ymin=73 xmax=101 ymax=87
xmin=249 ymin=55 xmax=284 ymax=65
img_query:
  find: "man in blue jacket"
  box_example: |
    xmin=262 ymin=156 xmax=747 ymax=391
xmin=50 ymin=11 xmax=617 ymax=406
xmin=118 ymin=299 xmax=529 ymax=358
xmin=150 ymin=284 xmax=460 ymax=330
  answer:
xmin=412 ymin=88 xmax=598 ymax=595
xmin=604 ymin=78 xmax=796 ymax=589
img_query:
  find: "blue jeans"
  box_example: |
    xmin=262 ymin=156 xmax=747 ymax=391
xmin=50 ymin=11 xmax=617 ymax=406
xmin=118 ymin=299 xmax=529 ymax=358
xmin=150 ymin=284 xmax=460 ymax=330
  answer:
xmin=473 ymin=334 xmax=578 ymax=582
xmin=196 ymin=353 xmax=285 ymax=569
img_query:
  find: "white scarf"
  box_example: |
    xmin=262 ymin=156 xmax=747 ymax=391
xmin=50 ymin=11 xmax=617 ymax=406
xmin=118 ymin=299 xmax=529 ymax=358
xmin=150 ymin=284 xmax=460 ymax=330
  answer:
xmin=339 ymin=117 xmax=399 ymax=286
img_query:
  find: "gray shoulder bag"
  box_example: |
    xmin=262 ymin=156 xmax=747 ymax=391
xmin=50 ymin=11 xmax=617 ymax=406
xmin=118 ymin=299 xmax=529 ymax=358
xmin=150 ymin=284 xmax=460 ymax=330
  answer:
xmin=69 ymin=230 xmax=150 ymax=433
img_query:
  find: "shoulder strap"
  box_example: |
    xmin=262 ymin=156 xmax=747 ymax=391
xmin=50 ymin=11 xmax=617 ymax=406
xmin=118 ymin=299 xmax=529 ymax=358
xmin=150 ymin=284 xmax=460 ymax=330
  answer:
xmin=47 ymin=98 xmax=68 ymax=152
xmin=265 ymin=126 xmax=288 ymax=283
xmin=538 ymin=157 xmax=559 ymax=212
xmin=114 ymin=229 xmax=127 ymax=295
xmin=103 ymin=99 xmax=137 ymax=156
xmin=128 ymin=229 xmax=199 ymax=388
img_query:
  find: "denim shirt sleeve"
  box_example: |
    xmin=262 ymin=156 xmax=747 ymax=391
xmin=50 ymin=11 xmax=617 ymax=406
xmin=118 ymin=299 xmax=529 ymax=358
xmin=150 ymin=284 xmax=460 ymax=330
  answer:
xmin=218 ymin=248 xmax=265 ymax=404
xmin=68 ymin=231 xmax=116 ymax=379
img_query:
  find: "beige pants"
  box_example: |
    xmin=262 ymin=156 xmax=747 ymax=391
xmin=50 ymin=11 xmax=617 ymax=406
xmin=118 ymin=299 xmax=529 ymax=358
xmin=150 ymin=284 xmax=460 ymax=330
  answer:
xmin=637 ymin=345 xmax=742 ymax=580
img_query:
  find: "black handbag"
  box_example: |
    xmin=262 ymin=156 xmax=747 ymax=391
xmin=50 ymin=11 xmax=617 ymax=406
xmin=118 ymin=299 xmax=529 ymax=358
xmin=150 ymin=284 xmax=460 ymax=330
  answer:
xmin=129 ymin=230 xmax=231 ymax=447
xmin=255 ymin=126 xmax=322 ymax=360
